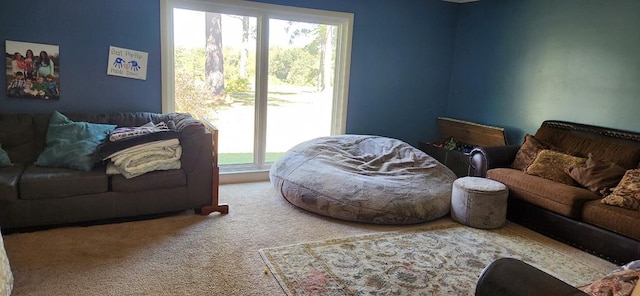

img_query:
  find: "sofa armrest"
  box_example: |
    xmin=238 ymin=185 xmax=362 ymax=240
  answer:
xmin=475 ymin=258 xmax=587 ymax=296
xmin=162 ymin=113 xmax=212 ymax=173
xmin=469 ymin=145 xmax=520 ymax=177
xmin=158 ymin=113 xmax=214 ymax=209
xmin=199 ymin=117 xmax=218 ymax=164
xmin=198 ymin=117 xmax=228 ymax=215
xmin=163 ymin=112 xmax=205 ymax=132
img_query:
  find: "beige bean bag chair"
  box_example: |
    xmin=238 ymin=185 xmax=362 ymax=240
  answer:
xmin=269 ymin=135 xmax=457 ymax=224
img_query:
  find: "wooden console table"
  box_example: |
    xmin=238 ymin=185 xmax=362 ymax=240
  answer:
xmin=419 ymin=117 xmax=507 ymax=177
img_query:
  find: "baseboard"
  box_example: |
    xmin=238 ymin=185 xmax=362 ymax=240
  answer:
xmin=220 ymin=170 xmax=269 ymax=184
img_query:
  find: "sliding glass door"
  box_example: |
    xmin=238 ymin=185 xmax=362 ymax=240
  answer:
xmin=162 ymin=0 xmax=353 ymax=178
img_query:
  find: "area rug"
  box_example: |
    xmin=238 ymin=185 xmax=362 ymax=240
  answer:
xmin=259 ymin=221 xmax=610 ymax=295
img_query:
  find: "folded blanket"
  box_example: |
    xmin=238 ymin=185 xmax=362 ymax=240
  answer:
xmin=107 ymin=139 xmax=182 ymax=179
xmin=105 ymin=138 xmax=179 ymax=160
xmin=109 ymin=121 xmax=170 ymax=142
xmin=94 ymin=121 xmax=180 ymax=160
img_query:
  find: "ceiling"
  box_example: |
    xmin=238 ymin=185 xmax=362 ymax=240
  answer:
xmin=442 ymin=0 xmax=480 ymax=3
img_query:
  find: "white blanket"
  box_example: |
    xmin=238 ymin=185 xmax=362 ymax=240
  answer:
xmin=107 ymin=139 xmax=182 ymax=179
xmin=0 ymin=232 xmax=12 ymax=296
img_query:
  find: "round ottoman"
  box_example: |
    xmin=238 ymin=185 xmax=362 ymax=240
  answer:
xmin=269 ymin=135 xmax=457 ymax=224
xmin=451 ymin=177 xmax=508 ymax=229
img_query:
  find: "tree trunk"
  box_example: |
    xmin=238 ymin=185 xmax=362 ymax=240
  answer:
xmin=240 ymin=16 xmax=249 ymax=79
xmin=205 ymin=12 xmax=225 ymax=95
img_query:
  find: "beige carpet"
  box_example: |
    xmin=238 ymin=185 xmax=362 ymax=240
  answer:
xmin=3 ymin=182 xmax=616 ymax=295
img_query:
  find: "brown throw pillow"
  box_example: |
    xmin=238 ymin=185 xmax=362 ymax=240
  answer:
xmin=579 ymin=269 xmax=640 ymax=296
xmin=512 ymin=134 xmax=555 ymax=170
xmin=601 ymin=169 xmax=640 ymax=210
xmin=525 ymin=149 xmax=587 ymax=186
xmin=568 ymin=153 xmax=627 ymax=195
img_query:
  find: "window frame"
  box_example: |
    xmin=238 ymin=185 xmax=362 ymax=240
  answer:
xmin=160 ymin=0 xmax=353 ymax=183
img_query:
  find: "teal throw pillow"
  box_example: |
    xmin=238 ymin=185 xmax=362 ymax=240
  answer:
xmin=35 ymin=111 xmax=117 ymax=171
xmin=0 ymin=144 xmax=10 ymax=167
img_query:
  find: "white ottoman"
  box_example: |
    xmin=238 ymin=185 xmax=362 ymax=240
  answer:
xmin=451 ymin=177 xmax=508 ymax=229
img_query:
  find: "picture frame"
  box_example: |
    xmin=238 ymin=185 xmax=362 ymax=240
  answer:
xmin=5 ymin=40 xmax=60 ymax=100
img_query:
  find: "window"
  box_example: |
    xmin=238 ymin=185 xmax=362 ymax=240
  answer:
xmin=161 ymin=0 xmax=353 ymax=183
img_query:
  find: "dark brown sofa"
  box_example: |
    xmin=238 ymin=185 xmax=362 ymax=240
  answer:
xmin=0 ymin=112 xmax=227 ymax=231
xmin=470 ymin=120 xmax=640 ymax=264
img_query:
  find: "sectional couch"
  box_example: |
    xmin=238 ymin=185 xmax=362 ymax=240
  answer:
xmin=470 ymin=120 xmax=640 ymax=264
xmin=0 ymin=111 xmax=226 ymax=231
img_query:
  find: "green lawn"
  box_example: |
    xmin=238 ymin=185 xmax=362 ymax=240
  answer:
xmin=218 ymin=152 xmax=285 ymax=165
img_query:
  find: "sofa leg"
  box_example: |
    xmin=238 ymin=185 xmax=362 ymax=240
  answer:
xmin=200 ymin=165 xmax=229 ymax=215
xmin=201 ymin=204 xmax=229 ymax=215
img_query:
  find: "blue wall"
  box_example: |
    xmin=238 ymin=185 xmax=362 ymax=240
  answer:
xmin=1 ymin=0 xmax=459 ymax=147
xmin=256 ymin=0 xmax=459 ymax=145
xmin=4 ymin=0 xmax=639 ymax=148
xmin=448 ymin=0 xmax=640 ymax=144
xmin=0 ymin=0 xmax=162 ymax=113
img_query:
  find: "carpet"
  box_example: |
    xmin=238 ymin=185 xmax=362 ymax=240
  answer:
xmin=260 ymin=220 xmax=609 ymax=295
xmin=2 ymin=182 xmax=616 ymax=295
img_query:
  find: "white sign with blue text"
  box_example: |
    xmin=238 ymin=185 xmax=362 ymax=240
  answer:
xmin=107 ymin=46 xmax=148 ymax=80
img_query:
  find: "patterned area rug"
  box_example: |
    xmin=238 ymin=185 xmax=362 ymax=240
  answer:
xmin=259 ymin=221 xmax=613 ymax=295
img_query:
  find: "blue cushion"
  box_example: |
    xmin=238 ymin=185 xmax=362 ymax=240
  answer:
xmin=0 ymin=144 xmax=10 ymax=167
xmin=35 ymin=111 xmax=117 ymax=171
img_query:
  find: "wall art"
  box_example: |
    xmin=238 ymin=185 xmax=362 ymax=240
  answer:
xmin=5 ymin=40 xmax=60 ymax=100
xmin=106 ymin=46 xmax=148 ymax=80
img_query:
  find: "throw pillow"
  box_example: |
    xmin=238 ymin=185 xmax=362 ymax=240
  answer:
xmin=525 ymin=149 xmax=587 ymax=186
xmin=35 ymin=111 xmax=117 ymax=171
xmin=568 ymin=153 xmax=627 ymax=196
xmin=0 ymin=144 xmax=10 ymax=167
xmin=579 ymin=260 xmax=640 ymax=296
xmin=512 ymin=134 xmax=556 ymax=170
xmin=579 ymin=269 xmax=640 ymax=296
xmin=601 ymin=169 xmax=640 ymax=210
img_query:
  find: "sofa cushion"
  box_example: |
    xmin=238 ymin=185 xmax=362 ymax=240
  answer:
xmin=488 ymin=168 xmax=599 ymax=218
xmin=568 ymin=153 xmax=627 ymax=196
xmin=582 ymin=199 xmax=640 ymax=241
xmin=601 ymin=169 xmax=640 ymax=211
xmin=525 ymin=150 xmax=587 ymax=186
xmin=0 ymin=114 xmax=37 ymax=164
xmin=535 ymin=127 xmax=640 ymax=169
xmin=66 ymin=112 xmax=166 ymax=127
xmin=35 ymin=111 xmax=116 ymax=172
xmin=110 ymin=169 xmax=186 ymax=193
xmin=0 ymin=164 xmax=25 ymax=203
xmin=19 ymin=164 xmax=108 ymax=200
xmin=574 ymin=138 xmax=640 ymax=170
xmin=0 ymin=145 xmax=10 ymax=167
xmin=511 ymin=134 xmax=557 ymax=170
